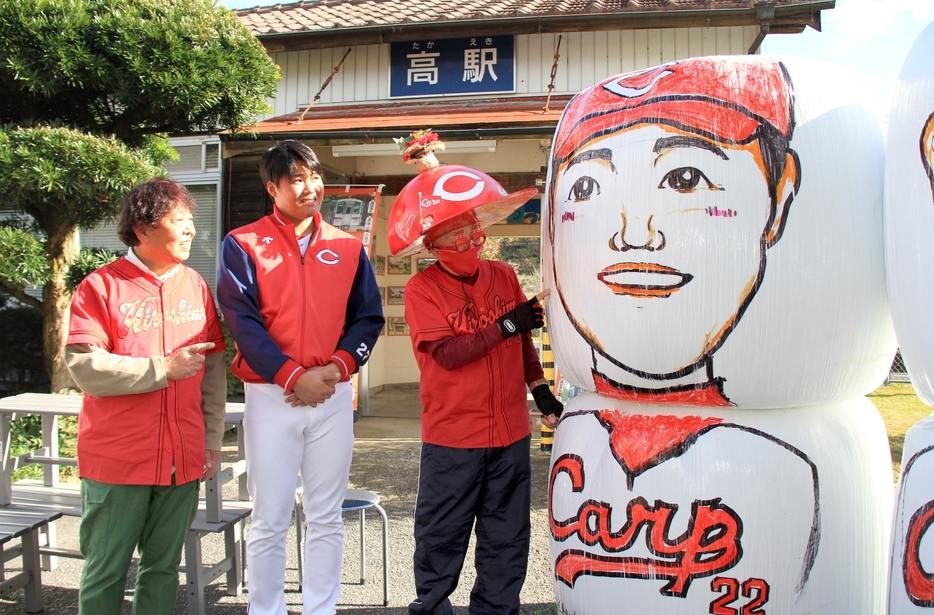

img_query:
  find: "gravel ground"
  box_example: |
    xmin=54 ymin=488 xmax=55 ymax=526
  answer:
xmin=0 ymin=436 xmax=558 ymax=615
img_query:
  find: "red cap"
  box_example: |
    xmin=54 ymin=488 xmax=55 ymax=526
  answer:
xmin=388 ymin=164 xmax=536 ymax=257
xmin=553 ymin=57 xmax=794 ymax=162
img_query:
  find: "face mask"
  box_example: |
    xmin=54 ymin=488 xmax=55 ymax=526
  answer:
xmin=435 ymin=246 xmax=481 ymax=276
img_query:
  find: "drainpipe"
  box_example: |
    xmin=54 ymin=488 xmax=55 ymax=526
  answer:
xmin=748 ymin=1 xmax=777 ymax=54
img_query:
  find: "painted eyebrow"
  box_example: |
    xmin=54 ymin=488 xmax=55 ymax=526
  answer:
xmin=568 ymin=148 xmax=616 ymax=172
xmin=653 ymin=136 xmax=728 ymax=161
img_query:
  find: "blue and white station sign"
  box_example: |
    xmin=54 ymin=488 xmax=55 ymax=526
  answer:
xmin=390 ymin=36 xmax=515 ymax=98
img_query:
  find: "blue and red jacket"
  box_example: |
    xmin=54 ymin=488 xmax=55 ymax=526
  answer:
xmin=217 ymin=208 xmax=384 ymax=391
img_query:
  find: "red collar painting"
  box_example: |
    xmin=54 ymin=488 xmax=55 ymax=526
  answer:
xmin=592 ymin=370 xmax=733 ymax=408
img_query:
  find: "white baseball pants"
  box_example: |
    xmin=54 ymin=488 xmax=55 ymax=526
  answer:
xmin=243 ymin=381 xmax=354 ymax=615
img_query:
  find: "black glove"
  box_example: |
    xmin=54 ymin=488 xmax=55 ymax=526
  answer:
xmin=532 ymin=383 xmax=563 ymax=418
xmin=496 ymin=297 xmax=544 ymax=338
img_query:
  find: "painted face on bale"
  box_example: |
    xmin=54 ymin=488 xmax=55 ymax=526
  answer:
xmin=548 ymin=58 xmax=800 ymax=403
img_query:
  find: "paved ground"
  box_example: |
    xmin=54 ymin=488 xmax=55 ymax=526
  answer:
xmin=0 ymin=386 xmax=558 ymax=615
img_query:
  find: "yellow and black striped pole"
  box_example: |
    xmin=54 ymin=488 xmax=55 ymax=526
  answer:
xmin=540 ymin=323 xmax=555 ymax=453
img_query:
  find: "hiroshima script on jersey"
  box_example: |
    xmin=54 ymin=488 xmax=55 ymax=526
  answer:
xmin=549 ymin=408 xmax=819 ymax=611
xmin=445 ymin=293 xmax=516 ymax=335
xmin=118 ymin=296 xmax=207 ymax=336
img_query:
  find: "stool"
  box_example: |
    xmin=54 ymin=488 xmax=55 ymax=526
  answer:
xmin=294 ymin=487 xmax=389 ymax=606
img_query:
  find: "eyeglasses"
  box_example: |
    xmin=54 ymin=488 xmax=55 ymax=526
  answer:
xmin=428 ymin=228 xmax=486 ymax=253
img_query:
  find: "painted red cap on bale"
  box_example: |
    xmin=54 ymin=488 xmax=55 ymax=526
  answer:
xmin=553 ymin=57 xmax=795 ymax=163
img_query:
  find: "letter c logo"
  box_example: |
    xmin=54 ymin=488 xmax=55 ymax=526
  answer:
xmin=434 ymin=171 xmax=485 ymax=202
xmin=604 ymin=68 xmax=674 ymax=99
xmin=316 ymin=249 xmax=340 ymax=265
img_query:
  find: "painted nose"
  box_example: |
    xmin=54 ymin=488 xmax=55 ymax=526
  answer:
xmin=609 ymin=212 xmax=665 ymax=252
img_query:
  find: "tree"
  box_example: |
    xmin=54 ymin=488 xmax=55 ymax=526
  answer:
xmin=482 ymin=237 xmax=542 ymax=296
xmin=0 ymin=0 xmax=278 ymax=146
xmin=497 ymin=237 xmax=541 ymax=276
xmin=0 ymin=0 xmax=279 ymax=392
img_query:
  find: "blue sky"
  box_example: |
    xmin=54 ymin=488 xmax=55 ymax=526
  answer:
xmin=222 ymin=0 xmax=934 ymax=116
xmin=761 ymin=0 xmax=934 ymax=116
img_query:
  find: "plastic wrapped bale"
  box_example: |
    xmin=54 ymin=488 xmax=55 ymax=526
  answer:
xmin=549 ymin=393 xmax=893 ymax=615
xmin=542 ymin=56 xmax=896 ymax=409
xmin=884 ymin=21 xmax=934 ymax=615
xmin=542 ymin=56 xmax=897 ymax=615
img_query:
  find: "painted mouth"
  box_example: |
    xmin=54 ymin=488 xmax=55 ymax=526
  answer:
xmin=597 ymin=263 xmax=693 ymax=298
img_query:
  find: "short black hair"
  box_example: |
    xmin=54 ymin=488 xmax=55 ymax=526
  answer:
xmin=117 ymin=178 xmax=197 ymax=247
xmin=260 ymin=140 xmax=323 ymax=189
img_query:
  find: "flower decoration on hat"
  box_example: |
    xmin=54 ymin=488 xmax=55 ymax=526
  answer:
xmin=394 ymin=129 xmax=445 ymax=170
xmin=387 ymin=129 xmax=538 ymax=257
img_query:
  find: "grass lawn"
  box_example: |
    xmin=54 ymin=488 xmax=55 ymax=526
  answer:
xmin=869 ymin=382 xmax=932 ymax=482
xmin=5 ymin=383 xmax=931 ymax=485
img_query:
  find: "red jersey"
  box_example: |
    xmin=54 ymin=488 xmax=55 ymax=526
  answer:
xmin=68 ymin=257 xmax=226 ymax=486
xmin=218 ymin=210 xmax=384 ymax=390
xmin=405 ymin=260 xmax=533 ymax=448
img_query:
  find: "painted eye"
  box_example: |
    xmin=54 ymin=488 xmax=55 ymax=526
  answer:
xmin=569 ymin=176 xmax=600 ymax=201
xmin=659 ymin=167 xmax=717 ymax=193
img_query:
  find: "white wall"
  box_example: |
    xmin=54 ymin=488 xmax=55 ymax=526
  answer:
xmin=263 ymin=26 xmax=759 ymax=118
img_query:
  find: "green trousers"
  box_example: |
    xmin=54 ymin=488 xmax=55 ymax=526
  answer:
xmin=78 ymin=477 xmax=199 ymax=615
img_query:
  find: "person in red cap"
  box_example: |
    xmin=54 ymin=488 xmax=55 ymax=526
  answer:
xmin=389 ymin=131 xmax=562 ymax=615
xmin=547 ymin=57 xmax=801 ymax=407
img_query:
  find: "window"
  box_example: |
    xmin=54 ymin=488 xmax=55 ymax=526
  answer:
xmin=82 ymin=136 xmax=222 ymax=293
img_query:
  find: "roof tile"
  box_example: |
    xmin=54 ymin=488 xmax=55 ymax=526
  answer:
xmin=234 ymin=0 xmax=824 ymax=36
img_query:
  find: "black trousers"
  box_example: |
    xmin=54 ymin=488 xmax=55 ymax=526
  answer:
xmin=409 ymin=435 xmax=532 ymax=615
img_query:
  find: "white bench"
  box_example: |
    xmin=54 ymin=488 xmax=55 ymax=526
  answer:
xmin=183 ymin=499 xmax=252 ymax=614
xmin=0 ymin=504 xmax=64 ymax=613
xmin=0 ymin=393 xmax=250 ymax=615
xmin=10 ymin=479 xmax=252 ymax=615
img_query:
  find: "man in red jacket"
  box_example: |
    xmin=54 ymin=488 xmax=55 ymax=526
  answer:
xmin=388 ymin=132 xmax=562 ymax=615
xmin=66 ymin=178 xmax=226 ymax=615
xmin=218 ymin=140 xmax=383 ymax=615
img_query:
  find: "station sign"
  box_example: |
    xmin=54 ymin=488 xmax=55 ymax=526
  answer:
xmin=389 ymin=36 xmax=515 ymax=98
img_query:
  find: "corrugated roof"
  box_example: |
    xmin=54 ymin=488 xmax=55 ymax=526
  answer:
xmin=235 ymin=0 xmax=830 ymax=37
xmin=226 ymin=95 xmax=573 ymax=138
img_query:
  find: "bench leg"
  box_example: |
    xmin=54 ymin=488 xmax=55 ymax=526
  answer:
xmin=358 ymin=509 xmax=366 ymax=583
xmin=224 ymin=519 xmax=244 ymax=596
xmin=40 ymin=520 xmax=59 ymax=571
xmin=22 ymin=528 xmax=43 ymax=614
xmin=184 ymin=531 xmax=207 ymax=615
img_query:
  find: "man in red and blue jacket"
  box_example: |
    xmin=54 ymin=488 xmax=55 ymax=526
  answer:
xmin=217 ymin=140 xmax=383 ymax=615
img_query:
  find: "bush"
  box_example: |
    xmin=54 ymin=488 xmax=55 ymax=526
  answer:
xmin=9 ymin=413 xmax=78 ymax=482
xmin=66 ymin=247 xmax=123 ymax=293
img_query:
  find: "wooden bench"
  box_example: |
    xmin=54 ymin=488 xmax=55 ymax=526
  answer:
xmin=10 ymin=479 xmax=252 ymax=615
xmin=0 ymin=505 xmax=64 ymax=613
xmin=182 ymin=500 xmax=252 ymax=615
xmin=0 ymin=393 xmax=251 ymax=614
xmin=10 ymin=480 xmax=82 ymax=562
